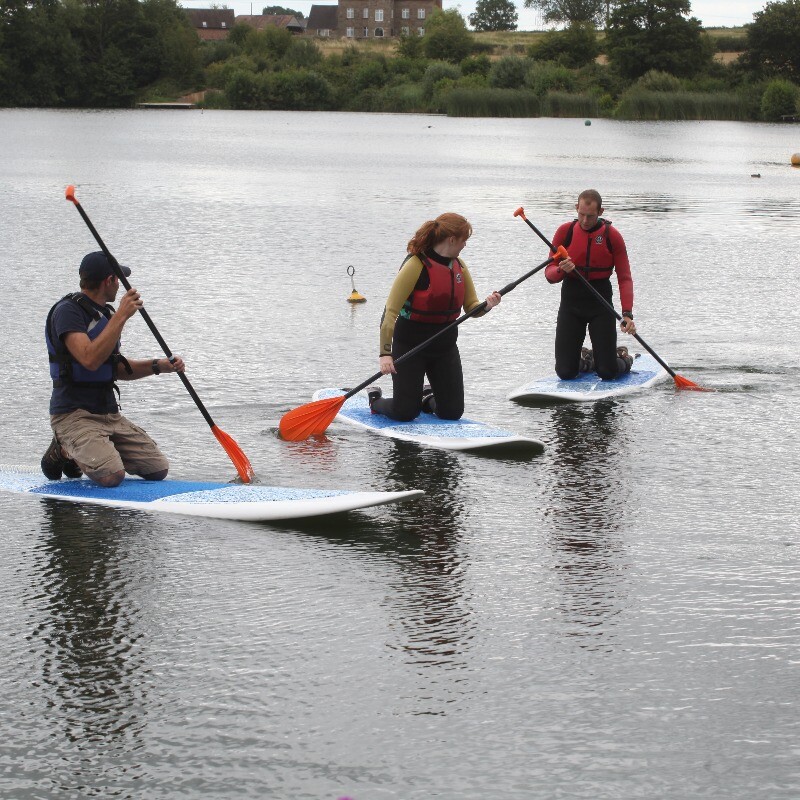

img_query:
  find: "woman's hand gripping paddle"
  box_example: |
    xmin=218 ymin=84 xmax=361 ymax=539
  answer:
xmin=513 ymin=206 xmax=709 ymax=391
xmin=279 ymin=253 xmax=562 ymax=441
xmin=65 ymin=185 xmax=255 ymax=483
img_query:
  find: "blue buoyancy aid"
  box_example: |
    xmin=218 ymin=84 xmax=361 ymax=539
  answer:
xmin=45 ymin=293 xmax=128 ymax=389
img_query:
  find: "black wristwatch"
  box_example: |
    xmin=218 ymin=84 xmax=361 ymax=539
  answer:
xmin=151 ymin=358 xmax=161 ymax=375
xmin=622 ymin=311 xmax=633 ymax=319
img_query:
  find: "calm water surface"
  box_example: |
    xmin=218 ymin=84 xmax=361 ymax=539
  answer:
xmin=0 ymin=110 xmax=799 ymax=799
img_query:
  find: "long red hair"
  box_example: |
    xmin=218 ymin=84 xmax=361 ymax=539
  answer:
xmin=407 ymin=213 xmax=472 ymax=256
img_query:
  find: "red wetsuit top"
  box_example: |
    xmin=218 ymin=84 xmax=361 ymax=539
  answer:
xmin=545 ymin=218 xmax=634 ymax=314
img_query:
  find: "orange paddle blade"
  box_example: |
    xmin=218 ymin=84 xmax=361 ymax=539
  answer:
xmin=673 ymin=373 xmax=711 ymax=391
xmin=212 ymin=425 xmax=255 ymax=483
xmin=279 ymin=396 xmax=346 ymax=441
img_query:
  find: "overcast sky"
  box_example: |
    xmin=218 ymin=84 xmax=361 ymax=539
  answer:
xmin=183 ymin=0 xmax=761 ymax=29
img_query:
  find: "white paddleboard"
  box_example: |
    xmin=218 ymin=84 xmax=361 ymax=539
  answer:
xmin=0 ymin=465 xmax=423 ymax=522
xmin=313 ymin=388 xmax=544 ymax=454
xmin=508 ymin=353 xmax=669 ymax=403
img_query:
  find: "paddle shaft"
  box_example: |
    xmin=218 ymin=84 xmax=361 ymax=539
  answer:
xmin=69 ymin=196 xmax=219 ymax=428
xmin=517 ymin=214 xmax=680 ymax=380
xmin=344 ymin=254 xmax=556 ymax=399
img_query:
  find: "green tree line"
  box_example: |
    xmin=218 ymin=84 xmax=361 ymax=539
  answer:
xmin=0 ymin=0 xmax=201 ymax=106
xmin=1 ymin=0 xmax=799 ymax=120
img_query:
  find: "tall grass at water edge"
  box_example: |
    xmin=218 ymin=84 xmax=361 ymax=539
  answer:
xmin=443 ymin=88 xmax=599 ymax=118
xmin=444 ymin=87 xmax=541 ymax=117
xmin=615 ymin=89 xmax=751 ymax=120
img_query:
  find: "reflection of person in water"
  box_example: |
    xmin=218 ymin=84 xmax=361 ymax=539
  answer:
xmin=545 ymin=404 xmax=633 ymax=644
xmin=381 ymin=444 xmax=475 ymax=675
xmin=36 ymin=503 xmax=146 ymax=753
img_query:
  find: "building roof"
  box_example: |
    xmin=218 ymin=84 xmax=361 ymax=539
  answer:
xmin=235 ymin=14 xmax=303 ymax=30
xmin=236 ymin=14 xmax=303 ymax=31
xmin=306 ymin=4 xmax=338 ymax=31
xmin=184 ymin=8 xmax=236 ymax=30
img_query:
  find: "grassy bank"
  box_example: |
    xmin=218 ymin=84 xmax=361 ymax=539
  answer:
xmin=189 ymin=24 xmax=800 ymax=122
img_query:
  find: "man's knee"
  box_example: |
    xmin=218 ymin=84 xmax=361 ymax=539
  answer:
xmin=556 ymin=365 xmax=579 ymax=380
xmin=89 ymin=470 xmax=125 ymax=488
xmin=595 ymin=356 xmax=621 ymax=380
xmin=141 ymin=468 xmax=168 ymax=481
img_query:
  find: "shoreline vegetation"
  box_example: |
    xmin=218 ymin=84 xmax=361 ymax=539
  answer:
xmin=183 ymin=24 xmax=799 ymax=122
xmin=2 ymin=0 xmax=799 ymax=122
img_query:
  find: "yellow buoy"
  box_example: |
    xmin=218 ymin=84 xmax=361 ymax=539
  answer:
xmin=792 ymin=153 xmax=800 ymax=166
xmin=346 ymin=265 xmax=366 ymax=303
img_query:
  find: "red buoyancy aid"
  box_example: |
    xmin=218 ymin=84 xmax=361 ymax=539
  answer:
xmin=403 ymin=255 xmax=466 ymax=324
xmin=559 ymin=219 xmax=616 ymax=280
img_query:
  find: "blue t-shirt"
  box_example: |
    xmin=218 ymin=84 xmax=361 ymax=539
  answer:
xmin=48 ymin=296 xmax=120 ymax=415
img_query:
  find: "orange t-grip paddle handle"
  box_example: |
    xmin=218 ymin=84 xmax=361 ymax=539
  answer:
xmin=65 ymin=185 xmax=77 ymax=204
xmin=552 ymin=244 xmax=568 ymax=261
xmin=513 ymin=206 xmax=526 ymax=219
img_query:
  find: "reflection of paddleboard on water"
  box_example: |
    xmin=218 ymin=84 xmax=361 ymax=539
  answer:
xmin=313 ymin=388 xmax=545 ymax=454
xmin=508 ymin=353 xmax=669 ymax=403
xmin=0 ymin=466 xmax=423 ymax=522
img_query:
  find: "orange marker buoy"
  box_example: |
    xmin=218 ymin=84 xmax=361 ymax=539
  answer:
xmin=347 ymin=265 xmax=366 ymax=303
xmin=791 ymin=153 xmax=800 ymax=166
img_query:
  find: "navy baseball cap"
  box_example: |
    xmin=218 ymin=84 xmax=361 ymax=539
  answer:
xmin=79 ymin=251 xmax=131 ymax=280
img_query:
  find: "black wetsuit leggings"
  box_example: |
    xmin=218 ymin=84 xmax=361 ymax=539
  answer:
xmin=372 ymin=322 xmax=464 ymax=422
xmin=555 ymin=278 xmax=629 ymax=380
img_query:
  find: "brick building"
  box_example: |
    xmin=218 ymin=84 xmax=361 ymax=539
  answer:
xmin=306 ymin=0 xmax=442 ymax=39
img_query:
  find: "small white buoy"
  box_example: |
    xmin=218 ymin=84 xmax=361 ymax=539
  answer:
xmin=346 ymin=265 xmax=366 ymax=303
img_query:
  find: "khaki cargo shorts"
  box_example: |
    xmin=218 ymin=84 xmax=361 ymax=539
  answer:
xmin=50 ymin=409 xmax=169 ymax=480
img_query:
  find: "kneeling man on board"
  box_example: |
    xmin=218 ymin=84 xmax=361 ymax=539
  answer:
xmin=42 ymin=251 xmax=185 ymax=487
xmin=545 ymin=189 xmax=637 ymax=380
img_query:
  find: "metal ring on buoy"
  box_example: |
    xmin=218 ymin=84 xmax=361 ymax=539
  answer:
xmin=347 ymin=265 xmax=366 ymax=303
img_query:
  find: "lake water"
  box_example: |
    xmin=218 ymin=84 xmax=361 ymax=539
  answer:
xmin=0 ymin=109 xmax=799 ymax=799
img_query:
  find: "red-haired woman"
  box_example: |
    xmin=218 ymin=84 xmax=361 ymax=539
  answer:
xmin=368 ymin=213 xmax=501 ymax=422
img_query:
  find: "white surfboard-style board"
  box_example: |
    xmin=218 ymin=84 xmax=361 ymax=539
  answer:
xmin=508 ymin=353 xmax=669 ymax=403
xmin=313 ymin=388 xmax=544 ymax=454
xmin=0 ymin=465 xmax=423 ymax=522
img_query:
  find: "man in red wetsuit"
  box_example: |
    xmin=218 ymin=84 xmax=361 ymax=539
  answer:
xmin=545 ymin=189 xmax=638 ymax=380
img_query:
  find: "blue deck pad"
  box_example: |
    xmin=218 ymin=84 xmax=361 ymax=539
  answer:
xmin=521 ymin=354 xmax=663 ymax=395
xmin=29 ymin=478 xmax=352 ymax=504
xmin=317 ymin=388 xmax=515 ymax=439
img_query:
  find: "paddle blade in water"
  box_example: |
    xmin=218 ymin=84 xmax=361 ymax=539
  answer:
xmin=673 ymin=373 xmax=711 ymax=391
xmin=212 ymin=425 xmax=255 ymax=483
xmin=279 ymin=396 xmax=346 ymax=441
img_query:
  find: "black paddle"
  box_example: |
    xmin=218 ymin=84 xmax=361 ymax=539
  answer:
xmin=65 ymin=185 xmax=255 ymax=481
xmin=513 ymin=206 xmax=707 ymax=390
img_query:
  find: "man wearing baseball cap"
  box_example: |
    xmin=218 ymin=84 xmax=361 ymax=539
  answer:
xmin=42 ymin=251 xmax=185 ymax=487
